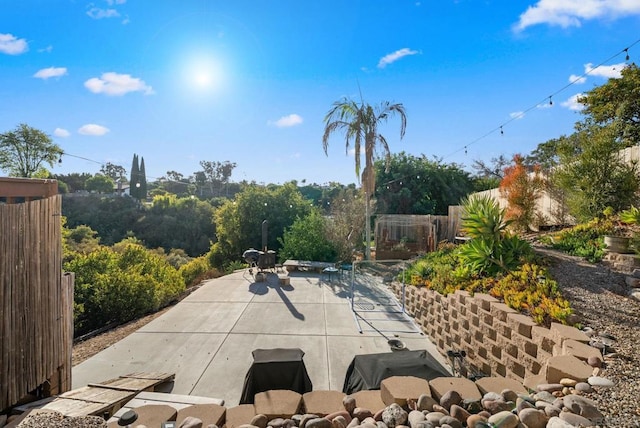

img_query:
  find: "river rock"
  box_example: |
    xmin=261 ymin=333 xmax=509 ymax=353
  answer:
xmin=268 ymin=418 xmax=285 ymax=428
xmin=559 ymin=378 xmax=577 ymax=387
xmin=331 ymin=416 xmax=348 ymax=428
xmin=417 ymin=394 xmax=436 ymax=412
xmin=353 ymin=408 xmax=374 ymax=421
xmin=306 ymin=418 xmax=332 ymax=428
xmin=587 ymin=356 xmax=602 ymax=368
xmin=465 ymin=414 xmax=488 ymax=428
xmin=501 ymin=389 xmax=518 ymax=403
xmin=438 ymin=416 xmax=463 ymax=428
xmin=448 ymin=405 xmax=469 ymax=425
xmin=516 ymin=397 xmax=534 ymax=413
xmin=487 ymin=411 xmax=518 ymax=428
xmin=559 ymin=411 xmax=592 ymax=427
xmin=546 ymin=416 xmax=575 ymax=428
xmin=425 ymin=412 xmax=445 ymax=425
xmin=360 ymin=422 xmax=377 ymax=428
xmin=325 ymin=411 xmax=351 ymax=424
xmin=346 ymin=417 xmax=359 ymax=428
xmin=588 ymin=376 xmax=614 ymax=387
xmin=533 ymin=391 xmax=555 ymax=403
xmin=376 ymin=422 xmax=387 ymax=428
xmin=563 ymin=395 xmax=604 ymax=421
xmin=343 ymin=397 xmax=356 ymax=415
xmin=250 ymin=415 xmax=269 ymax=428
xmin=440 ymin=390 xmax=462 ymax=409
xmin=407 ymin=410 xmax=425 ymax=428
xmin=461 ymin=398 xmax=482 ymax=414
xmin=537 ymin=383 xmax=563 ymax=393
xmin=482 ymin=392 xmax=503 ymax=403
xmin=431 ymin=404 xmax=449 ymax=415
xmin=382 ymin=404 xmax=407 ymax=428
xmin=518 ymin=408 xmax=547 ymax=428
xmin=482 ymin=399 xmax=511 ymax=414
xmin=575 ymin=382 xmax=593 ymax=393
xmin=544 ymin=405 xmax=562 ymax=418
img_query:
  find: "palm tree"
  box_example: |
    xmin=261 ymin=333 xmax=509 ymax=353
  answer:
xmin=322 ymin=97 xmax=407 ymax=260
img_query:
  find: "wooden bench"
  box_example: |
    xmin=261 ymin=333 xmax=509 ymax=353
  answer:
xmin=283 ymin=260 xmax=335 ymax=273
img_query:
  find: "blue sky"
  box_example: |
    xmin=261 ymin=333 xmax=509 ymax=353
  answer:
xmin=1 ymin=1 xmax=639 ymax=185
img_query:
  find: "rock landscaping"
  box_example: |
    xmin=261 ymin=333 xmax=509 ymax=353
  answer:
xmin=8 ymin=372 xmax=623 ymax=427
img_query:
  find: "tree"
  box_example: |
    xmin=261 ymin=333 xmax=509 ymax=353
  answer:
xmin=578 ymin=63 xmax=640 ymax=145
xmin=374 ymin=152 xmax=474 ymax=215
xmin=278 ymin=210 xmax=338 ymax=262
xmin=100 ymin=162 xmax=127 ymax=181
xmin=139 ymin=156 xmax=147 ymax=200
xmin=196 ymin=160 xmax=236 ymax=197
xmin=499 ymin=154 xmax=545 ymax=232
xmin=323 ymin=98 xmax=407 ymax=260
xmin=85 ymin=174 xmax=115 ymax=194
xmin=133 ymin=194 xmax=216 ymax=256
xmin=210 ymin=182 xmax=311 ymax=267
xmin=553 ymin=124 xmax=639 ymax=220
xmin=0 ymin=123 xmax=63 ymax=177
xmin=55 ymin=172 xmax=92 ymax=192
xmin=130 ymin=154 xmax=140 ymax=199
xmin=471 ymin=154 xmax=510 ymax=180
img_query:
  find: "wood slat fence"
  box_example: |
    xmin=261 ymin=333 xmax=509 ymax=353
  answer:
xmin=1 ymin=179 xmax=73 ymax=412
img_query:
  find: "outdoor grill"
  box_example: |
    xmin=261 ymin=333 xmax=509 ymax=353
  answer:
xmin=243 ymin=248 xmax=276 ymax=274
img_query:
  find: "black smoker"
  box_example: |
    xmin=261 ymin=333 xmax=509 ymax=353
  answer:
xmin=242 ymin=220 xmax=276 ymax=274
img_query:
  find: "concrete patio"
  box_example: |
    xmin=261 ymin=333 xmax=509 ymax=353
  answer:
xmin=72 ymin=268 xmax=450 ymax=407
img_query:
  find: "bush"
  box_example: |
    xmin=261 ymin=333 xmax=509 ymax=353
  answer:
xmin=278 ymin=210 xmax=338 ymax=262
xmin=65 ymin=243 xmax=186 ymax=336
xmin=179 ymin=256 xmax=222 ymax=287
xmin=542 ymin=218 xmax=612 ymax=262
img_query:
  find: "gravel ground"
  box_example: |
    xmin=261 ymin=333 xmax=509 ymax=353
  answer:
xmin=536 ymin=246 xmax=640 ymax=427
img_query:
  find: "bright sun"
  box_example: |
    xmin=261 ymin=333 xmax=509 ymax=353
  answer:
xmin=183 ymin=55 xmax=224 ymax=92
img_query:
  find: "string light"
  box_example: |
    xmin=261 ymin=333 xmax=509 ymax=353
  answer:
xmin=439 ymin=37 xmax=640 ymax=163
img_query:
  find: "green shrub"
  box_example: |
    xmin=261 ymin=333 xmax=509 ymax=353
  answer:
xmin=543 ymin=218 xmax=612 ymax=262
xmin=65 ymin=243 xmax=186 ymax=336
xmin=179 ymin=256 xmax=217 ymax=287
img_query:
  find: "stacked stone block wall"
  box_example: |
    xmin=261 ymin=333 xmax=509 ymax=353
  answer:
xmin=391 ymin=285 xmax=570 ymax=384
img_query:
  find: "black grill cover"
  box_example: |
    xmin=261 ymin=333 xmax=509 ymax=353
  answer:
xmin=240 ymin=348 xmax=313 ymax=404
xmin=342 ymin=349 xmax=450 ymax=394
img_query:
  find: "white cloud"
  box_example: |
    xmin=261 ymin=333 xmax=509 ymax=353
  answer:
xmin=87 ymin=7 xmax=120 ymax=19
xmin=569 ymin=74 xmax=587 ymax=84
xmin=270 ymin=114 xmax=303 ymax=128
xmin=515 ymin=0 xmax=640 ymax=30
xmin=561 ymin=93 xmax=585 ymax=111
xmin=106 ymin=0 xmax=126 ymax=4
xmin=584 ymin=62 xmax=626 ymax=79
xmin=378 ymin=48 xmax=419 ymax=68
xmin=510 ymin=111 xmax=525 ymax=119
xmin=78 ymin=124 xmax=110 ymax=136
xmin=38 ymin=45 xmax=53 ymax=53
xmin=84 ymin=72 xmax=154 ymax=96
xmin=0 ymin=33 xmax=28 ymax=55
xmin=33 ymin=67 xmax=68 ymax=79
xmin=54 ymin=128 xmax=70 ymax=138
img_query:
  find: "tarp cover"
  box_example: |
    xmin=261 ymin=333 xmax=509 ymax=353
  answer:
xmin=240 ymin=348 xmax=313 ymax=404
xmin=342 ymin=349 xmax=450 ymax=394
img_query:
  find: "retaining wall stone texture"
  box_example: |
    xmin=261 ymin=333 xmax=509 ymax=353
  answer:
xmin=390 ymin=284 xmax=591 ymax=385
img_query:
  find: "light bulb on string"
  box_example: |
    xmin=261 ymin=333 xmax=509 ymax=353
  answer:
xmin=500 ymin=126 xmax=504 ymax=136
xmin=625 ymin=48 xmax=630 ymax=61
xmin=549 ymin=96 xmax=553 ymax=106
xmin=464 ymin=146 xmax=467 ymax=155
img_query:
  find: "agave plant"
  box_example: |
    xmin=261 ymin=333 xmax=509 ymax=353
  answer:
xmin=458 ymin=195 xmax=531 ymax=275
xmin=460 ymin=195 xmax=512 ymax=242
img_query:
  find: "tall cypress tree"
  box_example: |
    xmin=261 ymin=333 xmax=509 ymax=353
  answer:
xmin=130 ymin=154 xmax=139 ymax=199
xmin=139 ymin=156 xmax=147 ymax=200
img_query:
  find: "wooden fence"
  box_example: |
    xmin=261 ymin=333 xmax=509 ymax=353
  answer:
xmin=0 ymin=178 xmax=73 ymax=411
xmin=374 ymin=206 xmax=463 ymax=259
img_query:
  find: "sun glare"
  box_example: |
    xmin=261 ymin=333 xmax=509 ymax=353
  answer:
xmin=183 ymin=55 xmax=224 ymax=93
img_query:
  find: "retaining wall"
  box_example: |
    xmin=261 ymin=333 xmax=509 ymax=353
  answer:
xmin=389 ymin=285 xmax=589 ymax=384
